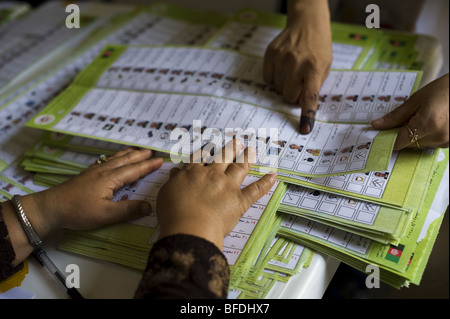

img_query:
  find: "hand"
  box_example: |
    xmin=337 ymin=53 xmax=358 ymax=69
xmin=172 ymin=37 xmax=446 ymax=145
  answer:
xmin=156 ymin=140 xmax=278 ymax=249
xmin=371 ymin=73 xmax=449 ymax=150
xmin=27 ymin=148 xmax=164 ymax=235
xmin=3 ymin=148 xmax=163 ymax=263
xmin=263 ymin=0 xmax=332 ymax=134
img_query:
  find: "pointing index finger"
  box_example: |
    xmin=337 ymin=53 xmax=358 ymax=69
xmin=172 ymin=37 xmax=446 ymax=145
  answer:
xmin=298 ymin=69 xmax=323 ymax=135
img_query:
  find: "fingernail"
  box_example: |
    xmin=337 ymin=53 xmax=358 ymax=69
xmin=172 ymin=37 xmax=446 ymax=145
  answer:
xmin=268 ymin=170 xmax=277 ymax=179
xmin=154 ymin=157 xmax=164 ymax=165
xmin=371 ymin=117 xmax=383 ymax=127
xmin=235 ymin=139 xmax=244 ymax=150
xmin=246 ymin=147 xmax=257 ymax=162
xmin=299 ymin=116 xmax=314 ymax=134
xmin=266 ymin=171 xmax=277 ymax=178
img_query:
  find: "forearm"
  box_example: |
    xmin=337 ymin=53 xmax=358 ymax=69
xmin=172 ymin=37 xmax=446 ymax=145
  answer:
xmin=287 ymin=0 xmax=330 ymax=27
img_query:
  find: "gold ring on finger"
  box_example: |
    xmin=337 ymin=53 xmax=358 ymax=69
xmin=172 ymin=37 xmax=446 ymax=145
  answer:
xmin=406 ymin=124 xmax=423 ymax=150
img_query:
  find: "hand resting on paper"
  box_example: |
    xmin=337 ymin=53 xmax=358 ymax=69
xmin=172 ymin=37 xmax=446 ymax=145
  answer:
xmin=134 ymin=140 xmax=277 ymax=298
xmin=371 ymin=73 xmax=449 ymax=150
xmin=1 ymin=144 xmax=277 ymax=299
xmin=156 ymin=139 xmax=278 ymax=250
xmin=0 ymin=148 xmax=163 ymax=265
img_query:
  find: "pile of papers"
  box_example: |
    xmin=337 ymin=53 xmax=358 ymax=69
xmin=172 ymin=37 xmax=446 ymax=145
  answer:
xmin=0 ymin=2 xmax=448 ymax=297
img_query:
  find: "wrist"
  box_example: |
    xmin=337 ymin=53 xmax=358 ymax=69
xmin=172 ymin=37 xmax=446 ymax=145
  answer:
xmin=19 ymin=192 xmax=61 ymax=240
xmin=158 ymin=220 xmax=224 ymax=250
xmin=288 ymin=0 xmax=329 ymax=11
xmin=287 ymin=0 xmax=330 ymax=27
xmin=0 ymin=192 xmax=61 ymax=265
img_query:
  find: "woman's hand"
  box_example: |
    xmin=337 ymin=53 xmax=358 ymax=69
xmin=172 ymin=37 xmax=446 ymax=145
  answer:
xmin=3 ymin=148 xmax=163 ymax=263
xmin=371 ymin=73 xmax=449 ymax=150
xmin=26 ymin=148 xmax=163 ymax=236
xmin=156 ymin=140 xmax=278 ymax=249
xmin=263 ymin=0 xmax=332 ymax=134
xmin=37 ymin=148 xmax=164 ymax=232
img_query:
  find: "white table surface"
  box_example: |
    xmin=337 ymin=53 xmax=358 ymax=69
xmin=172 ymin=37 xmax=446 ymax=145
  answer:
xmin=12 ymin=231 xmax=339 ymax=299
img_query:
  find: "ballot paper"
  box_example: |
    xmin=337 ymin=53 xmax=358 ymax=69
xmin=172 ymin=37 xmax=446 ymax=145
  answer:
xmin=2 ymin=134 xmax=312 ymax=298
xmin=1 ymin=3 xmax=425 ymax=177
xmin=278 ymin=183 xmax=411 ymax=245
xmin=277 ymin=148 xmax=449 ymax=288
xmin=0 ymin=2 xmax=446 ymax=297
xmin=207 ymin=7 xmax=440 ymax=82
xmin=0 ymin=2 xmax=98 ymax=90
xmin=0 ymin=3 xmax=230 ymax=172
xmin=264 ymin=148 xmax=438 ymax=211
xmin=58 ymin=162 xmax=286 ymax=287
xmin=26 ymin=45 xmax=422 ymax=179
xmin=208 ymin=7 xmax=380 ymax=70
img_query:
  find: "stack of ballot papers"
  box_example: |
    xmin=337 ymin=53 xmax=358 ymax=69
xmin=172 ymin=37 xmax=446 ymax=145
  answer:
xmin=277 ymin=149 xmax=448 ymax=288
xmin=0 ymin=2 xmax=448 ymax=297
xmin=16 ymin=134 xmax=315 ymax=298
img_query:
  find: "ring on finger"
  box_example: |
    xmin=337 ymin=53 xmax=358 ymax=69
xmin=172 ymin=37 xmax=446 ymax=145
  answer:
xmin=96 ymin=154 xmax=109 ymax=164
xmin=406 ymin=124 xmax=423 ymax=150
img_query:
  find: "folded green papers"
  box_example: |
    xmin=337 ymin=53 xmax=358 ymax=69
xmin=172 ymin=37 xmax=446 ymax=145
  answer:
xmin=278 ymin=149 xmax=448 ymax=288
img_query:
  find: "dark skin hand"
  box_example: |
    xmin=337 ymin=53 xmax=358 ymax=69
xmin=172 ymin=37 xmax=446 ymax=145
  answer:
xmin=371 ymin=73 xmax=449 ymax=150
xmin=263 ymin=0 xmax=332 ymax=134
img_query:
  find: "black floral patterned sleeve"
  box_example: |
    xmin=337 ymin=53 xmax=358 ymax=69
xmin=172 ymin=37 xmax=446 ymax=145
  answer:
xmin=135 ymin=234 xmax=230 ymax=299
xmin=0 ymin=205 xmax=24 ymax=282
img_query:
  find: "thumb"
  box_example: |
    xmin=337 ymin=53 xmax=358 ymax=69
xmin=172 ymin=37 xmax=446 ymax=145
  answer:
xmin=241 ymin=173 xmax=277 ymax=209
xmin=371 ymin=99 xmax=418 ymax=129
xmin=106 ymin=200 xmax=152 ymax=224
